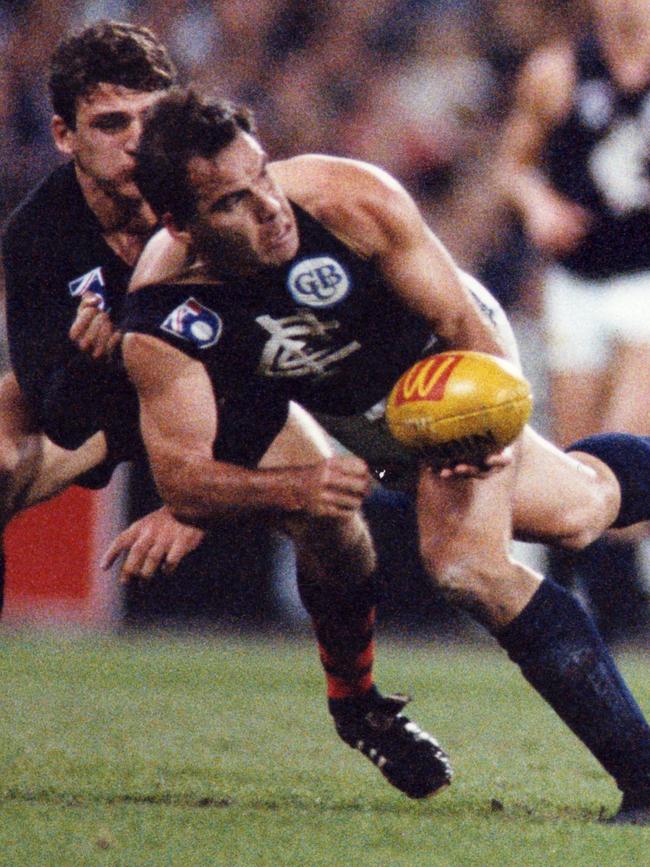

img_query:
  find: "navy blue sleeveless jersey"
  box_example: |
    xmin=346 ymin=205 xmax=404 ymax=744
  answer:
xmin=544 ymin=34 xmax=650 ymax=278
xmin=2 ymin=161 xmax=142 ymax=473
xmin=122 ymin=204 xmax=436 ymax=419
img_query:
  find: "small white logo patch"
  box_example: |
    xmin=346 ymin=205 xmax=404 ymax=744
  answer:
xmin=287 ymin=256 xmax=350 ymax=308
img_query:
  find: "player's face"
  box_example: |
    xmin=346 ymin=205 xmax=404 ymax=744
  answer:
xmin=593 ymin=0 xmax=650 ymax=91
xmin=185 ymin=132 xmax=299 ymax=276
xmin=53 ymin=83 xmax=164 ymax=200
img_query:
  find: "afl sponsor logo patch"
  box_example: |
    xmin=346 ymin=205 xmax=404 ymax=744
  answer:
xmin=68 ymin=267 xmax=108 ymax=309
xmin=161 ymin=297 xmax=222 ymax=349
xmin=287 ymin=256 xmax=350 ymax=307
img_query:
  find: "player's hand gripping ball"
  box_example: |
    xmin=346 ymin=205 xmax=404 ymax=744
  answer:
xmin=386 ymin=351 xmax=533 ymax=468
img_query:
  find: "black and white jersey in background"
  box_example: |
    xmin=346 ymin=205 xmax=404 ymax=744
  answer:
xmin=544 ymin=33 xmax=650 ymax=279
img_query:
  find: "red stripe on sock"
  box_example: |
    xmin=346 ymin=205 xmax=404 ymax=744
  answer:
xmin=318 ymin=637 xmax=376 ymax=699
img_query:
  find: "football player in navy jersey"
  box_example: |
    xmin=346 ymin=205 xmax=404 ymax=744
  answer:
xmin=0 ymin=21 xmax=205 ymax=596
xmin=121 ymin=88 xmax=650 ymax=822
xmin=497 ymin=0 xmax=650 ymax=633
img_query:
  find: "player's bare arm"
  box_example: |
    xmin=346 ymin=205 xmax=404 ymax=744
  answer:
xmin=122 ymin=332 xmax=371 ymax=525
xmin=278 ymin=155 xmax=514 ymax=361
xmin=277 ymin=154 xmax=518 ymax=479
xmin=496 ymin=43 xmax=591 ymax=254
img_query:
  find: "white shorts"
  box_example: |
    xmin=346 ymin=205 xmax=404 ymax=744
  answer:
xmin=545 ymin=265 xmax=650 ymax=372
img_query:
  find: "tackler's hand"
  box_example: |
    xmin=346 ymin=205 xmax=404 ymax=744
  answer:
xmin=101 ymin=506 xmax=205 ymax=584
xmin=69 ymin=291 xmax=122 ymax=360
xmin=430 ymin=446 xmax=515 ymax=480
xmin=289 ymin=455 xmax=372 ymax=518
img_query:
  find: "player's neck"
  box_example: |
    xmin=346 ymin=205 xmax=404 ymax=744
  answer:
xmin=76 ymin=168 xmax=158 ymax=265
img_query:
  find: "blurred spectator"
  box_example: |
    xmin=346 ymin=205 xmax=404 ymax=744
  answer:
xmin=496 ymin=0 xmax=650 ymax=639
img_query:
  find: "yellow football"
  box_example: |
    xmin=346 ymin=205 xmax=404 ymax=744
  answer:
xmin=385 ymin=351 xmax=533 ymax=466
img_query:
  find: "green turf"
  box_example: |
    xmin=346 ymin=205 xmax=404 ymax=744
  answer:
xmin=0 ymin=628 xmax=648 ymax=866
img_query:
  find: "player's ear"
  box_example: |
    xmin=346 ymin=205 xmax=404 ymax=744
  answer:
xmin=51 ymin=115 xmax=74 ymax=156
xmin=163 ymin=213 xmax=192 ymax=246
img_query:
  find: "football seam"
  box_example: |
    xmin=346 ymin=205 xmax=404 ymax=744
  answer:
xmin=389 ymin=395 xmax=532 ymax=430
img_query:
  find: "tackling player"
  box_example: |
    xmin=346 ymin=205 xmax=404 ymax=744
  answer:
xmin=0 ymin=21 xmax=205 ymax=598
xmin=1 ymin=20 xmax=451 ymax=803
xmin=120 ymin=89 xmax=650 ymax=823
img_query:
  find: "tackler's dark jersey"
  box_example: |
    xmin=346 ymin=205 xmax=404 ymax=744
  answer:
xmin=2 ymin=161 xmax=141 ymax=462
xmin=122 ymin=203 xmax=436 ymax=422
xmin=544 ymin=34 xmax=650 ymax=279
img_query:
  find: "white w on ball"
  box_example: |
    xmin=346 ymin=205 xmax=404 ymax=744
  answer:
xmin=386 ymin=351 xmax=533 ymax=467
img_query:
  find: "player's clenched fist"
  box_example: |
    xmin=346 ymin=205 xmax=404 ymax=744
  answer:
xmin=69 ymin=291 xmax=122 ymax=360
xmin=288 ymin=455 xmax=372 ymax=518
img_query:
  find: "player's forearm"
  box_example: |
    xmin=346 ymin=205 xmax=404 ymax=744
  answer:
xmin=154 ymin=456 xmax=307 ymax=525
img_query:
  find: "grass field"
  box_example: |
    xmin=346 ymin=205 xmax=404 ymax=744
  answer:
xmin=0 ymin=627 xmax=648 ymax=866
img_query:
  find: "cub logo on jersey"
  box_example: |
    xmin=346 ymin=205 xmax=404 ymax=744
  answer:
xmin=161 ymin=297 xmax=222 ymax=349
xmin=287 ymin=256 xmax=350 ymax=308
xmin=68 ymin=267 xmax=108 ymax=310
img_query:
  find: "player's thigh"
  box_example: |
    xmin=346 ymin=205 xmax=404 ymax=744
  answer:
xmin=544 ymin=266 xmax=606 ymax=373
xmin=259 ymin=401 xmax=335 ymax=468
xmin=19 ymin=432 xmax=108 ymax=509
xmin=548 ymin=369 xmax=605 ymax=445
xmin=512 ymin=426 xmax=618 ymax=547
xmin=260 ymin=402 xmax=374 ymax=571
xmin=601 ymin=340 xmax=650 ymax=433
xmin=544 ymin=267 xmax=609 ymax=442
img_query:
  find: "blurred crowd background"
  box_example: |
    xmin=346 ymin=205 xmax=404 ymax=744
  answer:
xmin=1 ymin=0 xmax=576 ymax=277
xmin=2 ymin=0 xmax=648 ymax=640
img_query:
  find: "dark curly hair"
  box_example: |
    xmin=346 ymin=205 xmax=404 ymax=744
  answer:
xmin=135 ymin=88 xmax=255 ymax=227
xmin=49 ymin=20 xmax=177 ymax=128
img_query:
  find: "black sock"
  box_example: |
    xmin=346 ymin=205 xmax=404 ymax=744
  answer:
xmin=569 ymin=433 xmax=650 ymax=528
xmin=547 ymin=538 xmax=647 ymax=641
xmin=298 ymin=572 xmax=377 ymax=704
xmin=498 ymin=579 xmax=650 ymax=798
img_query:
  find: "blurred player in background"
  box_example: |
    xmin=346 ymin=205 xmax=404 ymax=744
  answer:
xmin=497 ymin=0 xmax=650 ymax=635
xmin=0 ymin=21 xmax=206 ymax=606
xmin=123 ymin=89 xmax=650 ymax=822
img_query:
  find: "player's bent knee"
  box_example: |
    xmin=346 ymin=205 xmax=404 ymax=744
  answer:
xmin=419 ymin=539 xmax=498 ymax=598
xmin=553 ymin=471 xmax=619 ymax=550
xmin=419 ymin=539 xmax=538 ymax=626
